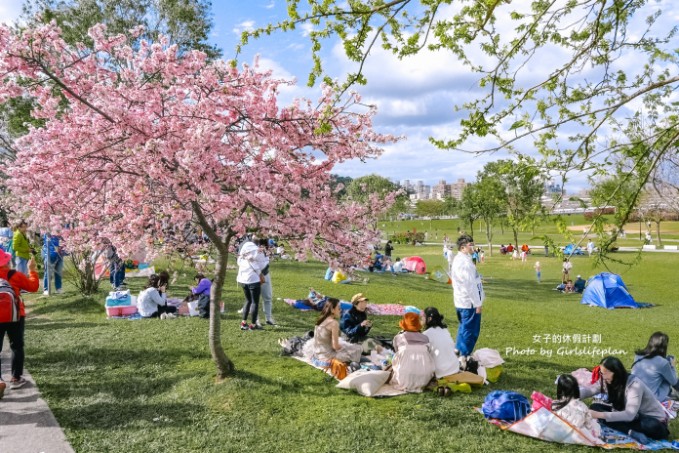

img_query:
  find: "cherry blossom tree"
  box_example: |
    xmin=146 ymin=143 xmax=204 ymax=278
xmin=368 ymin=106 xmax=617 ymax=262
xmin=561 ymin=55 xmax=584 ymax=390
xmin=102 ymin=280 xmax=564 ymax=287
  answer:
xmin=0 ymin=22 xmax=396 ymax=378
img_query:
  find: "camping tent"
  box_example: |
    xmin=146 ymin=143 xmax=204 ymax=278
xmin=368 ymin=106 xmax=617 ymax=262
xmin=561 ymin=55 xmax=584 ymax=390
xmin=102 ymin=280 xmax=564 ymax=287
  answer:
xmin=580 ymin=273 xmax=639 ymax=309
xmin=563 ymin=244 xmax=584 ymax=255
xmin=402 ymin=256 xmax=427 ymax=274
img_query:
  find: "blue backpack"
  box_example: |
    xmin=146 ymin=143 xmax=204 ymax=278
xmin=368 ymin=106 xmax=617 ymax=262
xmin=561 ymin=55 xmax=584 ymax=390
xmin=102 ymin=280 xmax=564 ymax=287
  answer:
xmin=482 ymin=390 xmax=531 ymax=421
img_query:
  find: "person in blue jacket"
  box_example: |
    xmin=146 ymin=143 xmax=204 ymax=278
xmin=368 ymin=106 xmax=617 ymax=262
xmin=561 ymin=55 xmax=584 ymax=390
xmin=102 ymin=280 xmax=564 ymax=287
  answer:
xmin=42 ymin=231 xmax=64 ymax=295
xmin=339 ymin=293 xmax=372 ymax=343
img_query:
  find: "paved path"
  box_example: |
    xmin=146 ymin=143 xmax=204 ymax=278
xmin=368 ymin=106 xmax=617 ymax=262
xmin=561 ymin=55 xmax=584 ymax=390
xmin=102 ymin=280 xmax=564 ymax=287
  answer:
xmin=0 ymin=343 xmax=75 ymax=453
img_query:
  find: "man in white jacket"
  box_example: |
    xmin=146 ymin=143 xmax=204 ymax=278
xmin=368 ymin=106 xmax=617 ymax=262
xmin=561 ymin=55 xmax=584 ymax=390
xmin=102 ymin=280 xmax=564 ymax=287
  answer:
xmin=451 ymin=234 xmax=485 ymax=368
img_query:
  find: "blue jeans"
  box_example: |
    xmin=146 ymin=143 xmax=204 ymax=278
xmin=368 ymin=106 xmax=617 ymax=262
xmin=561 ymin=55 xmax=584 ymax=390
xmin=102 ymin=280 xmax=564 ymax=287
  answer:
xmin=43 ymin=256 xmax=63 ymax=292
xmin=15 ymin=257 xmax=28 ymax=275
xmin=109 ymin=262 xmax=125 ymax=288
xmin=456 ymin=307 xmax=481 ymax=356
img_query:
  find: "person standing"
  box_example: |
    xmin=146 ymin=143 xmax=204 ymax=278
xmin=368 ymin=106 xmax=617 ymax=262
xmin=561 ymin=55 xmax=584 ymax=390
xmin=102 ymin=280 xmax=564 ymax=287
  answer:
xmin=103 ymin=240 xmax=126 ymax=290
xmin=562 ymin=258 xmax=572 ymax=283
xmin=0 ymin=249 xmax=40 ymax=396
xmin=237 ymin=241 xmax=263 ymax=331
xmin=12 ymin=221 xmax=31 ymax=275
xmin=253 ymin=239 xmax=276 ymax=326
xmin=384 ymin=240 xmax=394 ymax=258
xmin=534 ymin=261 xmax=542 ymax=283
xmin=42 ymin=231 xmax=64 ymax=295
xmin=451 ymin=234 xmax=485 ymax=370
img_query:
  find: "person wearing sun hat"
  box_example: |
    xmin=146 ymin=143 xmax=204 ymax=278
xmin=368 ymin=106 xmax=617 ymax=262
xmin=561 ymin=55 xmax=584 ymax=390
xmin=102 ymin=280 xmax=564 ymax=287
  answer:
xmin=340 ymin=293 xmax=373 ymax=343
xmin=390 ymin=312 xmax=435 ymax=392
xmin=0 ymin=248 xmax=40 ymax=398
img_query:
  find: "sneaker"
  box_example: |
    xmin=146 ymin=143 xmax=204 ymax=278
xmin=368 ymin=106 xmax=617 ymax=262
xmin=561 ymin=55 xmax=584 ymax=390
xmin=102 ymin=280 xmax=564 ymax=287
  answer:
xmin=459 ymin=355 xmax=468 ymax=371
xmin=266 ymin=319 xmax=277 ymax=326
xmin=240 ymin=321 xmax=249 ymax=331
xmin=9 ymin=377 xmax=27 ymax=389
xmin=237 ymin=308 xmax=244 ymax=314
xmin=56 ymin=288 xmax=63 ymax=294
xmin=250 ymin=323 xmax=264 ymax=330
xmin=629 ymin=430 xmax=650 ymax=445
xmin=0 ymin=381 xmax=5 ymax=399
xmin=43 ymin=290 xmax=49 ymax=296
xmin=160 ymin=313 xmax=168 ymax=320
xmin=165 ymin=313 xmax=177 ymax=319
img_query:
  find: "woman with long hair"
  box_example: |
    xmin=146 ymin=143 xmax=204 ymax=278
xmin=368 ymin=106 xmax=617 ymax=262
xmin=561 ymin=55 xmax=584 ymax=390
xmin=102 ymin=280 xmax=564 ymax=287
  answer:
xmin=136 ymin=274 xmax=177 ymax=318
xmin=631 ymin=332 xmax=678 ymax=402
xmin=583 ymin=356 xmax=669 ymax=442
xmin=311 ymin=298 xmax=361 ymax=369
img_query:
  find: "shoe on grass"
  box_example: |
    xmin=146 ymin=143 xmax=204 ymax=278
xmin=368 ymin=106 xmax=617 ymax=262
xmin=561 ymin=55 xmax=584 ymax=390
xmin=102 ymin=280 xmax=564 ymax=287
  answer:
xmin=9 ymin=377 xmax=27 ymax=389
xmin=250 ymin=323 xmax=264 ymax=330
xmin=43 ymin=290 xmax=49 ymax=296
xmin=266 ymin=319 xmax=277 ymax=326
xmin=56 ymin=288 xmax=63 ymax=294
xmin=240 ymin=321 xmax=249 ymax=331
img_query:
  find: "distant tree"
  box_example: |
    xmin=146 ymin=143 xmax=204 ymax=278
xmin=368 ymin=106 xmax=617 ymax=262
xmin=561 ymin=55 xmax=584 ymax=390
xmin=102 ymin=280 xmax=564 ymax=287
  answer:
xmin=458 ymin=184 xmax=482 ymax=239
xmin=474 ymin=170 xmax=506 ymax=256
xmin=441 ymin=196 xmax=458 ymax=217
xmin=329 ymin=174 xmax=352 ymax=199
xmin=415 ymin=199 xmax=445 ymax=218
xmin=21 ymin=0 xmax=219 ymax=58
xmin=346 ymin=174 xmax=407 ymax=218
xmin=485 ymin=159 xmax=545 ymax=247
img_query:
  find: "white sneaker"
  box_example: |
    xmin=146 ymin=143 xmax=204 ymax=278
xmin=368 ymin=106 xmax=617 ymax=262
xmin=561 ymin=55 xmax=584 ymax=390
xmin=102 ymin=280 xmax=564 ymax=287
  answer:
xmin=56 ymin=288 xmax=63 ymax=294
xmin=459 ymin=355 xmax=468 ymax=371
xmin=165 ymin=313 xmax=177 ymax=319
xmin=160 ymin=313 xmax=168 ymax=320
xmin=43 ymin=290 xmax=49 ymax=296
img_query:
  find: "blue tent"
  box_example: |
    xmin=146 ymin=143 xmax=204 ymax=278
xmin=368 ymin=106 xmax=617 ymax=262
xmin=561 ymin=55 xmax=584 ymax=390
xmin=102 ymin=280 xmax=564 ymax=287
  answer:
xmin=563 ymin=244 xmax=584 ymax=255
xmin=580 ymin=273 xmax=639 ymax=309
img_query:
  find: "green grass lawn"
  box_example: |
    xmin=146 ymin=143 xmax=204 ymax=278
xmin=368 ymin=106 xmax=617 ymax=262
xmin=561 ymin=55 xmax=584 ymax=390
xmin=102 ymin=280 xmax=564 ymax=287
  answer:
xmin=21 ymin=249 xmax=679 ymax=452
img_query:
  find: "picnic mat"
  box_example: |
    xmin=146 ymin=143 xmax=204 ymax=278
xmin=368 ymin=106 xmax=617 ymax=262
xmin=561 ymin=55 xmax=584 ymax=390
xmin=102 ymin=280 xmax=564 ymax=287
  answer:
xmin=477 ymin=406 xmax=679 ymax=450
xmin=283 ymin=298 xmax=421 ymax=316
xmin=291 ymin=356 xmax=409 ymax=398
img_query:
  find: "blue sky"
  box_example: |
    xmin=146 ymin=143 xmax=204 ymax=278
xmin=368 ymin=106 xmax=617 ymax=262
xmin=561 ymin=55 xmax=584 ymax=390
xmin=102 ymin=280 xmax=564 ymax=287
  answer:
xmin=3 ymin=1 xmax=677 ymax=193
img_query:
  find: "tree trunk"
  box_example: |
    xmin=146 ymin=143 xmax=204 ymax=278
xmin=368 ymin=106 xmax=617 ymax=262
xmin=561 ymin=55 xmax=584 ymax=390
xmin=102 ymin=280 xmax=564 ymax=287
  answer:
xmin=513 ymin=229 xmax=519 ymax=249
xmin=192 ymin=202 xmax=234 ymax=379
xmin=655 ymin=221 xmax=662 ymax=247
xmin=485 ymin=220 xmax=493 ymax=257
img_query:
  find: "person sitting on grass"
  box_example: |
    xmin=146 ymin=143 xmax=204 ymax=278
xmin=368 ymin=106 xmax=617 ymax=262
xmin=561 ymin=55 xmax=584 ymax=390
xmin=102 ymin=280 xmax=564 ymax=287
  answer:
xmin=190 ymin=273 xmax=212 ymax=319
xmin=573 ymin=275 xmax=586 ymax=294
xmin=583 ymin=356 xmax=669 ymax=443
xmin=631 ymin=332 xmax=678 ymax=402
xmin=390 ymin=312 xmax=435 ymax=393
xmin=552 ymin=374 xmax=601 ymax=441
xmin=564 ymin=279 xmax=574 ymax=293
xmin=340 ymin=293 xmax=372 ymax=343
xmin=422 ymin=307 xmax=482 ymax=395
xmin=311 ymin=298 xmax=362 ymax=370
xmin=137 ymin=274 xmax=177 ymax=319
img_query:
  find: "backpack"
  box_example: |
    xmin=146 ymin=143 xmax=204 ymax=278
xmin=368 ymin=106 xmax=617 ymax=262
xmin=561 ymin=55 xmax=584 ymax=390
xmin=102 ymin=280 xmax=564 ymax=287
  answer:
xmin=482 ymin=390 xmax=531 ymax=421
xmin=0 ymin=271 xmax=20 ymax=323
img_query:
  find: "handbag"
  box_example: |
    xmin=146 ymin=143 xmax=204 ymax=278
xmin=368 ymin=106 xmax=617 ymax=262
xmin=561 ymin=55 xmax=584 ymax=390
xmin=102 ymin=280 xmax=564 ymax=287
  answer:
xmin=259 ymin=273 xmax=266 ymax=284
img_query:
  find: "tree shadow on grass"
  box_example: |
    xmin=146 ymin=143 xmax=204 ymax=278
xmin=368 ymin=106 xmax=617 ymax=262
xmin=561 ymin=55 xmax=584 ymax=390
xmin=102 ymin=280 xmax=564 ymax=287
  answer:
xmin=52 ymin=401 xmax=203 ymax=430
xmin=29 ymin=297 xmax=104 ymax=317
xmin=28 ymin=319 xmax=101 ymax=331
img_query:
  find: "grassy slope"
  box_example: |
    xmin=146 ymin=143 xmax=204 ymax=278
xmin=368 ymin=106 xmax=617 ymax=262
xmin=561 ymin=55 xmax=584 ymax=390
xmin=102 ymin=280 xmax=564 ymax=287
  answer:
xmin=22 ymin=249 xmax=679 ymax=452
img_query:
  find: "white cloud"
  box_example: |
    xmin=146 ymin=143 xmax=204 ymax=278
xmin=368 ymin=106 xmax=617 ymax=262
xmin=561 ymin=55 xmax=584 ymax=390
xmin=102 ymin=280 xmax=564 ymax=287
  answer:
xmin=265 ymin=1 xmax=276 ymax=10
xmin=232 ymin=20 xmax=256 ymax=35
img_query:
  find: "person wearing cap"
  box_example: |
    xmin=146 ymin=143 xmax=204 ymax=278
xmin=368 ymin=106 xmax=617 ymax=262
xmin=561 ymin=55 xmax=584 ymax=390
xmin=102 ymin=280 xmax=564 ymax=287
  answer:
xmin=574 ymin=275 xmax=586 ymax=294
xmin=340 ymin=293 xmax=372 ymax=343
xmin=0 ymin=249 xmax=40 ymax=397
xmin=451 ymin=234 xmax=485 ymax=369
xmin=391 ymin=312 xmax=435 ymax=392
